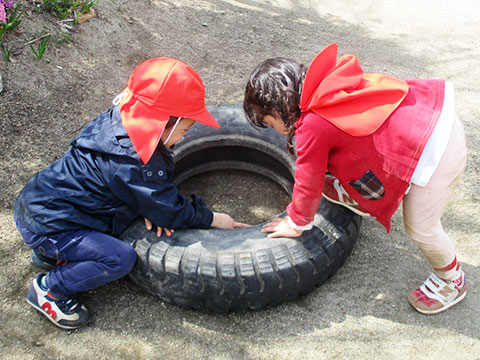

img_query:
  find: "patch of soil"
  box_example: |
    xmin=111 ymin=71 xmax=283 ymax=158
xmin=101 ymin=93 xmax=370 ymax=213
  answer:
xmin=178 ymin=169 xmax=291 ymax=225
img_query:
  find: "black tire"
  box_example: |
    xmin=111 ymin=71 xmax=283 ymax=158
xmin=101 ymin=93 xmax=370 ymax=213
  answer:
xmin=119 ymin=105 xmax=362 ymax=312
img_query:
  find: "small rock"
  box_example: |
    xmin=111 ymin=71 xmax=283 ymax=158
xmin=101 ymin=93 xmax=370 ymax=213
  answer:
xmin=202 ymin=23 xmax=208 ymax=27
xmin=12 ymin=47 xmax=23 ymax=56
xmin=0 ymin=74 xmax=3 ymax=94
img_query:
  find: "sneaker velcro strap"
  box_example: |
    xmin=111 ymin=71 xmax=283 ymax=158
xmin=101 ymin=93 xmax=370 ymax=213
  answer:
xmin=419 ymin=273 xmax=458 ymax=306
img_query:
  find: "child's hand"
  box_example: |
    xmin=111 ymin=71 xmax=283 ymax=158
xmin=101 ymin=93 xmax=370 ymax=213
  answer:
xmin=262 ymin=217 xmax=303 ymax=238
xmin=144 ymin=218 xmax=175 ymax=237
xmin=211 ymin=212 xmax=251 ymax=229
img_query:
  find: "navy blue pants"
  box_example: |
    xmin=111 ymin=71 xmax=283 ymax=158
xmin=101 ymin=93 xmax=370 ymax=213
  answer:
xmin=16 ymin=224 xmax=137 ymax=298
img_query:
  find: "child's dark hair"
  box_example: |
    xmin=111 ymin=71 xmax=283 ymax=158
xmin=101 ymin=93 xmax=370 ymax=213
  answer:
xmin=243 ymin=58 xmax=307 ymax=154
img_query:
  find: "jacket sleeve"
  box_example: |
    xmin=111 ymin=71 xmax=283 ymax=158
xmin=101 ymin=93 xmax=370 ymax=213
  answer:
xmin=108 ymin=162 xmax=213 ymax=229
xmin=287 ymin=114 xmax=333 ymax=226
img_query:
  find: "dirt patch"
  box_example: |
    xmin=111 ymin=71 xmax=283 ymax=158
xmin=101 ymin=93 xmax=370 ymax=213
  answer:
xmin=178 ymin=169 xmax=290 ymax=225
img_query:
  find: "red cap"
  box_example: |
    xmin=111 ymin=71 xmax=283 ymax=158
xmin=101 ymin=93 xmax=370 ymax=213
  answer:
xmin=119 ymin=57 xmax=220 ymax=164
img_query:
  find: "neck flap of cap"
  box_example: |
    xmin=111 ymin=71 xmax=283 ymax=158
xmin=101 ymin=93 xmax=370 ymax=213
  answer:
xmin=119 ymin=88 xmax=169 ymax=164
xmin=300 ymin=43 xmax=409 ymax=136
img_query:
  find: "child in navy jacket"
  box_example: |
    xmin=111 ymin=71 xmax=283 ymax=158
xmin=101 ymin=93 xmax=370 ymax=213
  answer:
xmin=14 ymin=57 xmax=248 ymax=329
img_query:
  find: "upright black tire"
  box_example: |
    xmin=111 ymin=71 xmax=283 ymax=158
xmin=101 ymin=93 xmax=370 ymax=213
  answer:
xmin=119 ymin=105 xmax=361 ymax=312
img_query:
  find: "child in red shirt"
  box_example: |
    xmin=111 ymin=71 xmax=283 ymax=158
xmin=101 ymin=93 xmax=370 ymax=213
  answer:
xmin=243 ymin=43 xmax=467 ymax=314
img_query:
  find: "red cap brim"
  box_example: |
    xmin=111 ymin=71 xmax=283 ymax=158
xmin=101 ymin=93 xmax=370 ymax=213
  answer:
xmin=183 ymin=108 xmax=220 ymax=129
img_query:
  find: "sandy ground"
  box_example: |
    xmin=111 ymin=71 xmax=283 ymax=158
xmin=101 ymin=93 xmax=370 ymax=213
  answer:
xmin=0 ymin=1 xmax=479 ymax=359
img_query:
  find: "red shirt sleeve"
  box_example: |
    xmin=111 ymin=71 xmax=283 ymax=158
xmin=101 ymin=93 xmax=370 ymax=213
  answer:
xmin=287 ymin=113 xmax=333 ymax=226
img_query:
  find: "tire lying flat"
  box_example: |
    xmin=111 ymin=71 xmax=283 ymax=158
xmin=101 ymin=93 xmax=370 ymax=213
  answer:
xmin=119 ymin=105 xmax=361 ymax=312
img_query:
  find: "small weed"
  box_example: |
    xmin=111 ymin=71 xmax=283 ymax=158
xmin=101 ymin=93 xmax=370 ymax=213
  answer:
xmin=0 ymin=41 xmax=13 ymax=61
xmin=40 ymin=0 xmax=95 ymax=19
xmin=76 ymin=0 xmax=95 ymax=14
xmin=40 ymin=0 xmax=71 ymax=19
xmin=0 ymin=3 xmax=23 ymax=39
xmin=30 ymin=33 xmax=50 ymax=60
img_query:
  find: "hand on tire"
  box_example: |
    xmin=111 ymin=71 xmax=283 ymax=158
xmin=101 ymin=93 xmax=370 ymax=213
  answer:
xmin=262 ymin=217 xmax=303 ymax=238
xmin=211 ymin=212 xmax=251 ymax=229
xmin=144 ymin=218 xmax=175 ymax=237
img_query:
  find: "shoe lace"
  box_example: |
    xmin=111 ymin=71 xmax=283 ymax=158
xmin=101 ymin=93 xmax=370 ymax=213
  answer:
xmin=55 ymin=297 xmax=81 ymax=313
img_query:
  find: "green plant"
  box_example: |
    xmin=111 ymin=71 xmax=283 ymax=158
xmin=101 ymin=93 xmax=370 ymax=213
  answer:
xmin=40 ymin=0 xmax=71 ymax=18
xmin=0 ymin=4 xmax=23 ymax=39
xmin=74 ymin=0 xmax=95 ymax=24
xmin=76 ymin=0 xmax=95 ymax=14
xmin=0 ymin=41 xmax=13 ymax=61
xmin=40 ymin=0 xmax=95 ymax=19
xmin=30 ymin=33 xmax=50 ymax=60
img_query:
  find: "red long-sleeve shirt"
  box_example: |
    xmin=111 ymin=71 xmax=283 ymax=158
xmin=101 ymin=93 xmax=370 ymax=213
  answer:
xmin=287 ymin=78 xmax=445 ymax=232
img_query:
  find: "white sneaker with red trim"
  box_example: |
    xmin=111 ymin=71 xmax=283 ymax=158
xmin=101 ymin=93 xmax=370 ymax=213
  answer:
xmin=408 ymin=271 xmax=467 ymax=314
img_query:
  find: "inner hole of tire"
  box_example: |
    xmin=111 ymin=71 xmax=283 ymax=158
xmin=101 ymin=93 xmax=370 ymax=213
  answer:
xmin=177 ymin=169 xmax=291 ymax=225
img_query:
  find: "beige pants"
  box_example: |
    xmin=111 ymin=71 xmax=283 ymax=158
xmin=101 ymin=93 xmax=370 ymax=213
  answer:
xmin=402 ymin=115 xmax=467 ymax=270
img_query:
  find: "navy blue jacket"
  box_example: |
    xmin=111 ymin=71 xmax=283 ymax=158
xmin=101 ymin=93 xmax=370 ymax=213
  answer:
xmin=14 ymin=106 xmax=213 ymax=243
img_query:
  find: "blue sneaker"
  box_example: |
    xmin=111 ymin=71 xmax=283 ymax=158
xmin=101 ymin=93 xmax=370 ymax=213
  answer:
xmin=26 ymin=273 xmax=89 ymax=330
xmin=30 ymin=250 xmax=68 ymax=271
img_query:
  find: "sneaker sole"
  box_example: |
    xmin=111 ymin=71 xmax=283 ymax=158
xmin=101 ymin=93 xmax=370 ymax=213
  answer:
xmin=26 ymin=297 xmax=87 ymax=330
xmin=408 ymin=289 xmax=467 ymax=315
xmin=322 ymin=194 xmax=370 ymax=217
xmin=29 ymin=251 xmax=55 ymax=271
